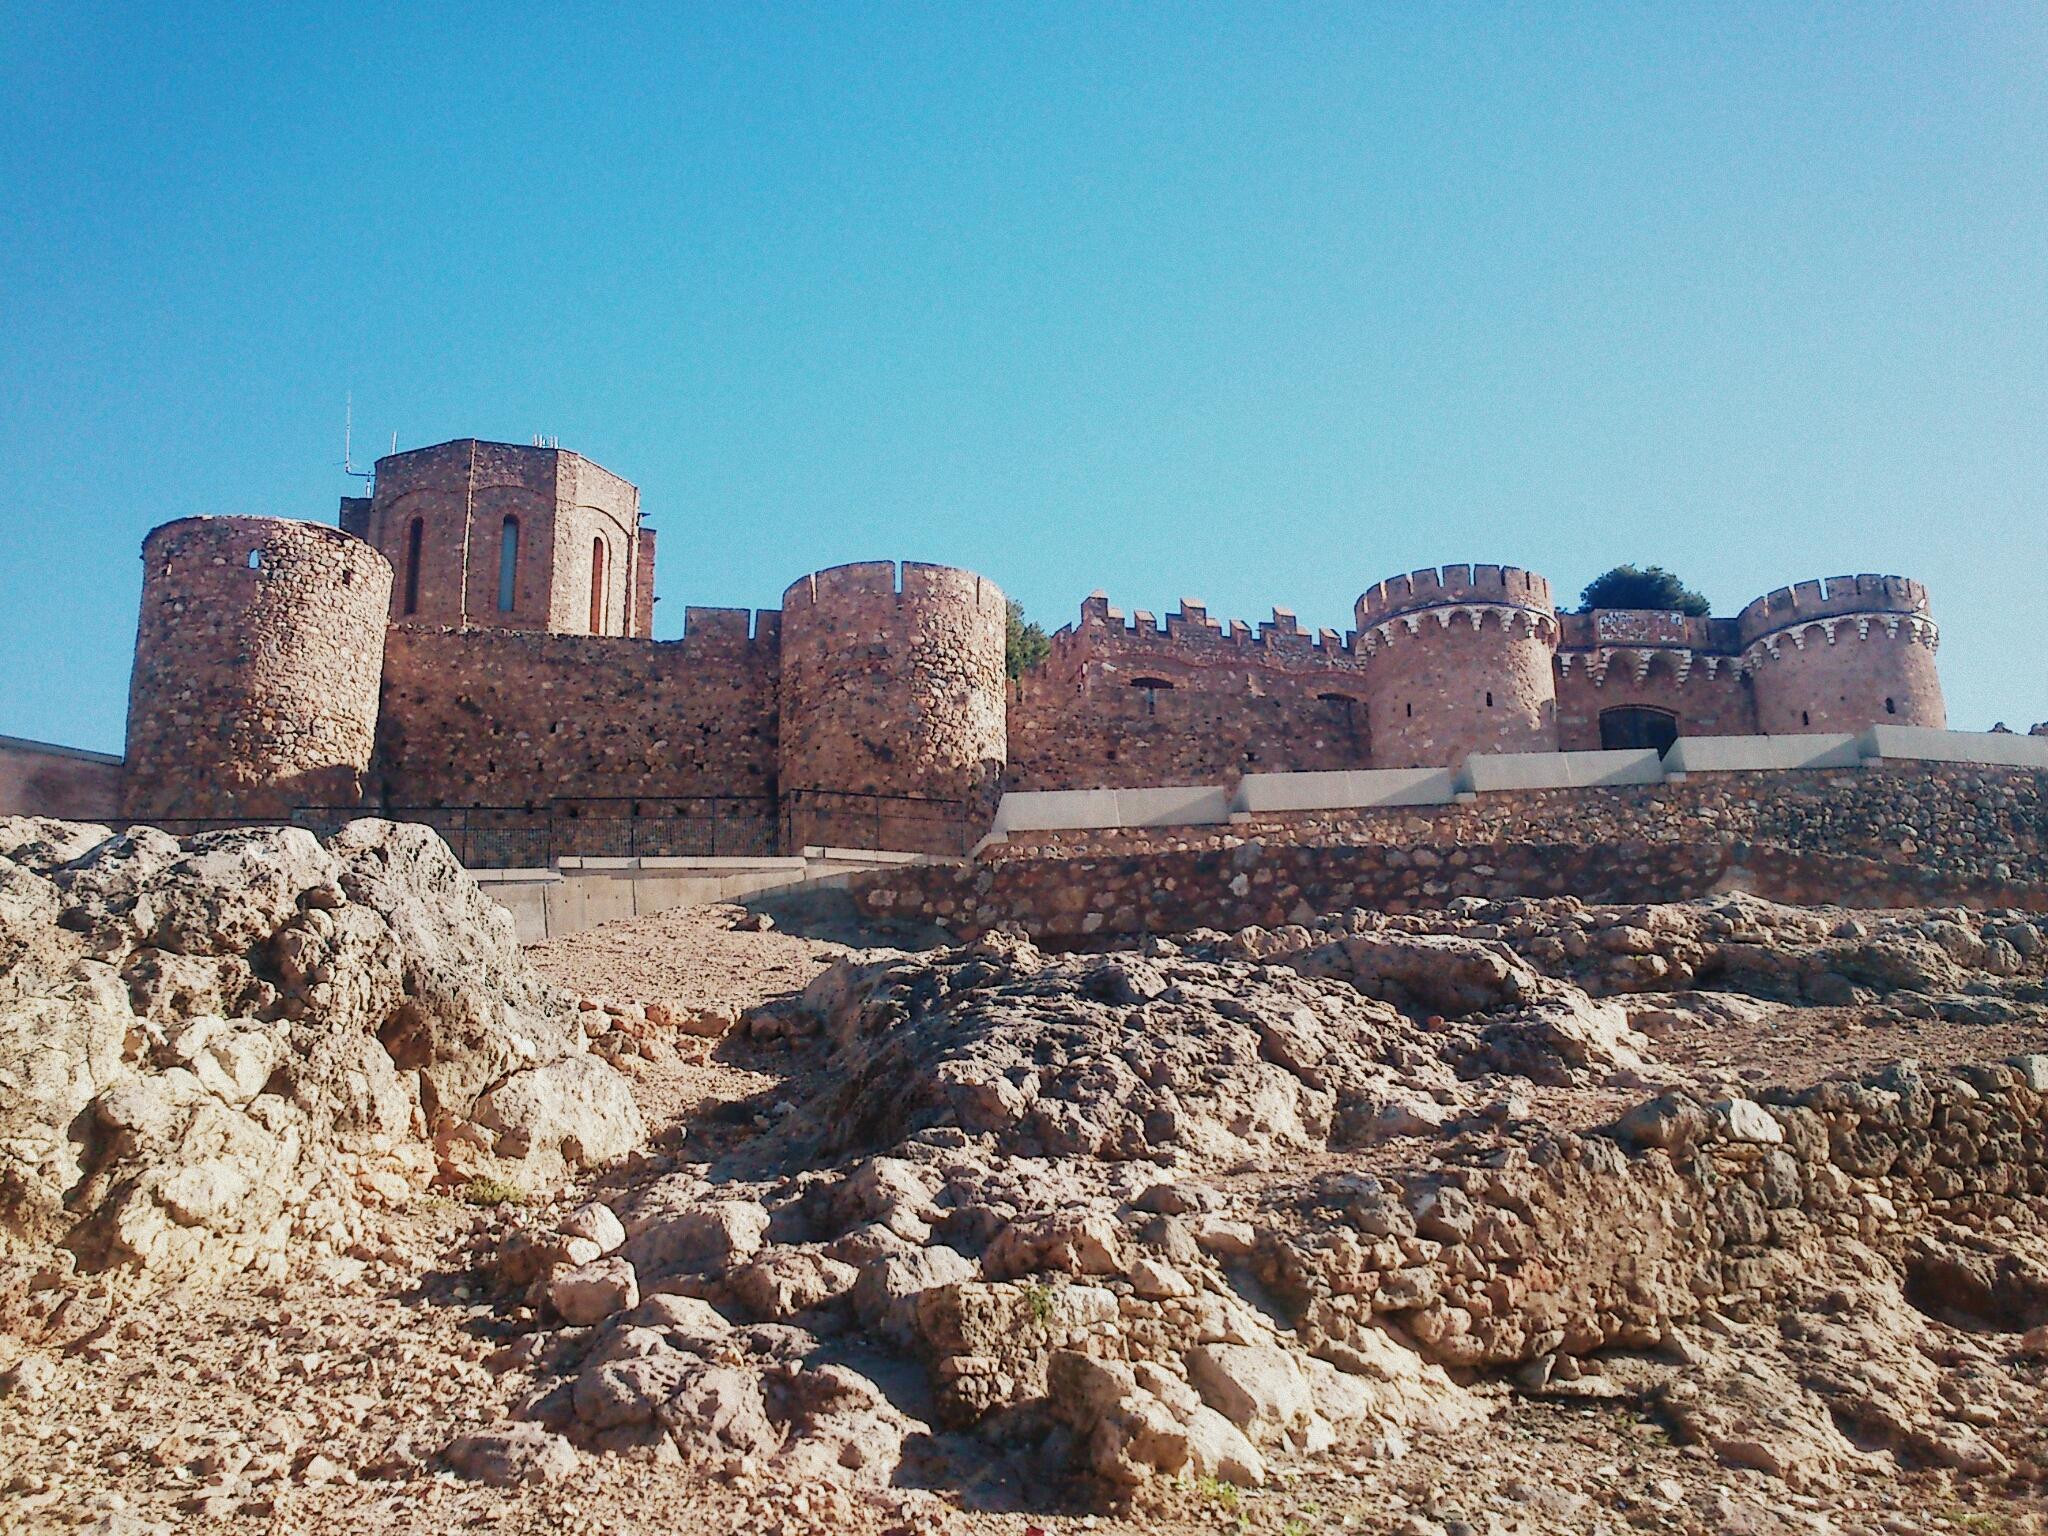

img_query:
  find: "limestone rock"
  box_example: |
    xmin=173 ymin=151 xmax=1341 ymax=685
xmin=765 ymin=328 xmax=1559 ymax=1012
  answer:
xmin=444 ymin=1423 xmax=578 ymax=1487
xmin=549 ymin=1258 xmax=640 ymax=1326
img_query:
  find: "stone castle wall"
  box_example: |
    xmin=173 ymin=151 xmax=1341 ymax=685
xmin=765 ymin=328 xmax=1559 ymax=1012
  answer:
xmin=0 ymin=738 xmax=121 ymax=820
xmin=122 ymin=517 xmax=392 ymax=819
xmin=373 ymin=609 xmax=780 ymax=829
xmin=778 ymin=562 xmax=1008 ymax=852
xmin=1005 ymin=596 xmax=1372 ymax=791
xmin=1551 ymin=610 xmax=1756 ymax=747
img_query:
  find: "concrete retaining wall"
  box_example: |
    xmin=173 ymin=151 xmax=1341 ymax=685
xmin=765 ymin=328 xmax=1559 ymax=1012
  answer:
xmin=473 ymin=847 xmax=936 ymax=942
xmin=1457 ymin=748 xmax=1663 ymax=792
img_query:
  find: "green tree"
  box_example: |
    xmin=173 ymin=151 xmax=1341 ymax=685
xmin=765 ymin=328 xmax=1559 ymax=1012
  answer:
xmin=1578 ymin=564 xmax=1711 ymax=615
xmin=1005 ymin=599 xmax=1050 ymax=680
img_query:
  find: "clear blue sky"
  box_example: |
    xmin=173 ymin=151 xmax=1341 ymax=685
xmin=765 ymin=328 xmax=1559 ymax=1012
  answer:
xmin=4 ymin=3 xmax=2044 ymax=753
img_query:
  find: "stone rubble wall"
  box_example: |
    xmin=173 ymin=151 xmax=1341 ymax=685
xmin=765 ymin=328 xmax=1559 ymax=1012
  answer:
xmin=991 ymin=764 xmax=2046 ymax=880
xmin=372 ymin=614 xmax=781 ymax=847
xmin=852 ymin=838 xmax=2048 ymax=942
xmin=856 ymin=765 xmax=2048 ymax=939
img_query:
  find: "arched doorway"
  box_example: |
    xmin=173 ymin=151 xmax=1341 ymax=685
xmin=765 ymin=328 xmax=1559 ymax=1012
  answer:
xmin=1599 ymin=705 xmax=1679 ymax=754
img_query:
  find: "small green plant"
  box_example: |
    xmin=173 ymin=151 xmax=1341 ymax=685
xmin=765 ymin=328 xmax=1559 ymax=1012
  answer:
xmin=1192 ymin=1472 xmax=1240 ymax=1511
xmin=1281 ymin=1520 xmax=1313 ymax=1536
xmin=1020 ymin=1280 xmax=1056 ymax=1325
xmin=458 ymin=1176 xmax=532 ymax=1207
xmin=1944 ymin=1510 xmax=2014 ymax=1535
xmin=1005 ymin=599 xmax=1051 ymax=680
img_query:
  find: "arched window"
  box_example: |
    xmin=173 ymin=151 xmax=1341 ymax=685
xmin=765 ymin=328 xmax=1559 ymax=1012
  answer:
xmin=1599 ymin=706 xmax=1679 ymax=754
xmin=497 ymin=517 xmax=520 ymax=613
xmin=1885 ymin=697 xmax=1897 ymax=715
xmin=1129 ymin=676 xmax=1172 ymax=716
xmin=588 ymin=537 xmax=608 ymax=634
xmin=403 ymin=518 xmax=424 ymax=616
xmin=246 ymin=549 xmax=263 ymax=571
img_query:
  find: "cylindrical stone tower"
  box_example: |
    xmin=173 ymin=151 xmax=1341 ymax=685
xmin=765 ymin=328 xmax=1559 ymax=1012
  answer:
xmin=1355 ymin=564 xmax=1560 ymax=769
xmin=122 ymin=516 xmax=394 ymax=820
xmin=778 ymin=560 xmax=1007 ymax=853
xmin=1738 ymin=575 xmax=1944 ymax=734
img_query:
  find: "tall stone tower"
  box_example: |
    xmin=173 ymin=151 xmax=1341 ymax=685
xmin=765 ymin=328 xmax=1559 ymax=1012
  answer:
xmin=122 ymin=517 xmax=393 ymax=819
xmin=1354 ymin=565 xmax=1560 ymax=768
xmin=778 ymin=561 xmax=1008 ymax=852
xmin=341 ymin=439 xmax=654 ymax=636
xmin=1738 ymin=575 xmax=1944 ymax=734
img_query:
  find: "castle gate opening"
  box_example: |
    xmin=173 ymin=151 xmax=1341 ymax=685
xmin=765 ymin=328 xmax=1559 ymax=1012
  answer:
xmin=1599 ymin=705 xmax=1679 ymax=754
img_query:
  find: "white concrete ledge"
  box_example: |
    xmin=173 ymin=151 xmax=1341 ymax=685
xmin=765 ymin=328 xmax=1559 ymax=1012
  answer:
xmin=1661 ymin=734 xmax=1862 ymax=772
xmin=992 ymin=786 xmax=1233 ymax=833
xmin=1458 ymin=749 xmax=1664 ymax=792
xmin=1235 ymin=767 xmax=1459 ymax=812
xmin=1860 ymin=725 xmax=2048 ymax=768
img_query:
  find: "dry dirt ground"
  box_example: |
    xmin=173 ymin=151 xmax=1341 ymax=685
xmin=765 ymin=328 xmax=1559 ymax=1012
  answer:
xmin=5 ymin=902 xmax=2047 ymax=1536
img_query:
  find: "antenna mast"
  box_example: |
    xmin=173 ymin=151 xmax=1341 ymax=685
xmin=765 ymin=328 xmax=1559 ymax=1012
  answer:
xmin=342 ymin=394 xmax=373 ymax=488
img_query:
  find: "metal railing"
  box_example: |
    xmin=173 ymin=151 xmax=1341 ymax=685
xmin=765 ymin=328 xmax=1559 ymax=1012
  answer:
xmin=134 ymin=795 xmax=780 ymax=868
xmin=127 ymin=790 xmax=992 ymax=865
xmin=779 ymin=787 xmax=984 ymax=858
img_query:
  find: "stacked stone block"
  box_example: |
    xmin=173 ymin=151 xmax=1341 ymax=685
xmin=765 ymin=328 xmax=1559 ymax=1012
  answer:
xmin=122 ymin=517 xmax=392 ymax=819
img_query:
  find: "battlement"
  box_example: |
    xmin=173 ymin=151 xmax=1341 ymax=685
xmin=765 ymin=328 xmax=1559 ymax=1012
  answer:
xmin=781 ymin=560 xmax=1005 ymax=619
xmin=1066 ymin=592 xmax=1359 ymax=660
xmin=1736 ymin=574 xmax=1930 ymax=645
xmin=1356 ymin=564 xmax=1554 ymax=627
xmin=680 ymin=605 xmax=782 ymax=647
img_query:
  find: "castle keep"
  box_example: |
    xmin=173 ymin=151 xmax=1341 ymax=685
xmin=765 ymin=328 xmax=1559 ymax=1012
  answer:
xmin=118 ymin=438 xmax=1948 ymax=855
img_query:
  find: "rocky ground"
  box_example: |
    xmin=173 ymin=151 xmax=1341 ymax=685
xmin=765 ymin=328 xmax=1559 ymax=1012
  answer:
xmin=3 ymin=819 xmax=2048 ymax=1534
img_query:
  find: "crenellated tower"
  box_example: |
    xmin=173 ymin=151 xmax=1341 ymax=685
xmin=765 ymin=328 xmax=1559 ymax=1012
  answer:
xmin=777 ymin=561 xmax=1008 ymax=852
xmin=1354 ymin=565 xmax=1560 ymax=768
xmin=1737 ymin=575 xmax=1944 ymax=734
xmin=122 ymin=517 xmax=393 ymax=819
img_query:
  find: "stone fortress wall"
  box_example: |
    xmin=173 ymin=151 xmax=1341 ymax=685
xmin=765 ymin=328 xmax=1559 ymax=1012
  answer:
xmin=112 ymin=437 xmax=1961 ymax=855
xmin=1005 ymin=595 xmax=1374 ymax=790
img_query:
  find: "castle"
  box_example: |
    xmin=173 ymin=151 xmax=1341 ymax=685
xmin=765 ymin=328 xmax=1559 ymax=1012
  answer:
xmin=116 ymin=438 xmax=1947 ymax=857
